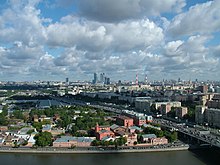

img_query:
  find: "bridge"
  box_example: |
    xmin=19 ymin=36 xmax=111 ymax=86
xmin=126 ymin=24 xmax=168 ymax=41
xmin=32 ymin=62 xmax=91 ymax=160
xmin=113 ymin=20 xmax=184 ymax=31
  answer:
xmin=155 ymin=119 xmax=220 ymax=148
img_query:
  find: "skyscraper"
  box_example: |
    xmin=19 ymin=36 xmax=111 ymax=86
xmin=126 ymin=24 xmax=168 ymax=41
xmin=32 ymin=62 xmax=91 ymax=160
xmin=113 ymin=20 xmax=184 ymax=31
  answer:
xmin=100 ymin=73 xmax=105 ymax=83
xmin=93 ymin=73 xmax=97 ymax=84
xmin=136 ymin=73 xmax=138 ymax=85
xmin=145 ymin=74 xmax=148 ymax=84
xmin=104 ymin=77 xmax=110 ymax=85
xmin=65 ymin=77 xmax=69 ymax=85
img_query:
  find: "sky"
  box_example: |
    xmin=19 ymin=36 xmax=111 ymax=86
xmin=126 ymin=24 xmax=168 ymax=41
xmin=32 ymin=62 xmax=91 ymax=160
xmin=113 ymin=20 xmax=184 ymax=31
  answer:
xmin=0 ymin=0 xmax=220 ymax=82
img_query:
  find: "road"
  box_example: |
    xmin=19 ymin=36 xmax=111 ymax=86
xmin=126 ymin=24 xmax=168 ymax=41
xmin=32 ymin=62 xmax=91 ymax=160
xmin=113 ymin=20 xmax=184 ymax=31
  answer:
xmin=153 ymin=118 xmax=220 ymax=148
xmin=0 ymin=142 xmax=189 ymax=153
xmin=50 ymin=96 xmax=122 ymax=114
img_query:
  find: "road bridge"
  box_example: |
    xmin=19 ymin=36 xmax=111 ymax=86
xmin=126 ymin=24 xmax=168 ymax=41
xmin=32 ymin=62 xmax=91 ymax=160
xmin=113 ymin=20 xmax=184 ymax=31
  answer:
xmin=154 ymin=119 xmax=220 ymax=148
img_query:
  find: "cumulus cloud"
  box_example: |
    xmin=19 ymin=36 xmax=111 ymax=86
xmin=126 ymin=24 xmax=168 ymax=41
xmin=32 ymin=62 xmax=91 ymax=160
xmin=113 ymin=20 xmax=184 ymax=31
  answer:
xmin=46 ymin=16 xmax=163 ymax=52
xmin=164 ymin=40 xmax=184 ymax=57
xmin=168 ymin=0 xmax=220 ymax=37
xmin=0 ymin=0 xmax=220 ymax=81
xmin=46 ymin=16 xmax=112 ymax=52
xmin=213 ymin=45 xmax=220 ymax=57
xmin=0 ymin=42 xmax=43 ymax=64
xmin=0 ymin=0 xmax=46 ymax=46
xmin=74 ymin=0 xmax=186 ymax=22
xmin=108 ymin=19 xmax=164 ymax=52
xmin=162 ymin=35 xmax=218 ymax=76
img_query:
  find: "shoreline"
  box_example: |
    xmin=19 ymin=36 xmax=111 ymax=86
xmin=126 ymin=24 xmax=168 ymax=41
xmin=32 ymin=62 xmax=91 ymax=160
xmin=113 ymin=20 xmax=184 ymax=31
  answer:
xmin=0 ymin=146 xmax=189 ymax=154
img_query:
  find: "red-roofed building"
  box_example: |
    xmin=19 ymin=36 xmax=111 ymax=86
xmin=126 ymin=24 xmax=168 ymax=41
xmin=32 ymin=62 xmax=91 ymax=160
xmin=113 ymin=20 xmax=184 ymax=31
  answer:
xmin=116 ymin=116 xmax=133 ymax=127
xmin=95 ymin=123 xmax=114 ymax=140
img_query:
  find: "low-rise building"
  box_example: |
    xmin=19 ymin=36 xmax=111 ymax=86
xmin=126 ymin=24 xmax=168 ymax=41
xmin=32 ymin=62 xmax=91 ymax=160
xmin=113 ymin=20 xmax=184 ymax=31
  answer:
xmin=150 ymin=137 xmax=168 ymax=145
xmin=133 ymin=116 xmax=146 ymax=126
xmin=126 ymin=133 xmax=137 ymax=146
xmin=95 ymin=123 xmax=114 ymax=140
xmin=146 ymin=115 xmax=153 ymax=122
xmin=140 ymin=134 xmax=157 ymax=143
xmin=27 ymin=132 xmax=37 ymax=147
xmin=140 ymin=134 xmax=168 ymax=145
xmin=42 ymin=124 xmax=52 ymax=132
xmin=116 ymin=116 xmax=133 ymax=127
xmin=0 ymin=126 xmax=8 ymax=132
xmin=33 ymin=115 xmax=39 ymax=122
xmin=53 ymin=136 xmax=96 ymax=147
xmin=129 ymin=126 xmax=143 ymax=133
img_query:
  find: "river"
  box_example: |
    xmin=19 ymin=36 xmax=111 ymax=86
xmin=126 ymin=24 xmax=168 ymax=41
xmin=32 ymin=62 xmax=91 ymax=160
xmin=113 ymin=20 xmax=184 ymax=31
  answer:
xmin=0 ymin=148 xmax=219 ymax=165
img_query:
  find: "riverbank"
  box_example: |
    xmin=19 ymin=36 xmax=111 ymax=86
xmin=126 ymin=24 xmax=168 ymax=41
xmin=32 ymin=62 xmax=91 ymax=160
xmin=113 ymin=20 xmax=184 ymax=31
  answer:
xmin=0 ymin=145 xmax=189 ymax=154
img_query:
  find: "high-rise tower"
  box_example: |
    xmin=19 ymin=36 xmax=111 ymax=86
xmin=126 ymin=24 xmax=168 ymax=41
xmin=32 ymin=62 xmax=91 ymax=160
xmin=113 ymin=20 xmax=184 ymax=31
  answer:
xmin=136 ymin=73 xmax=138 ymax=85
xmin=145 ymin=74 xmax=148 ymax=84
xmin=65 ymin=77 xmax=69 ymax=86
xmin=92 ymin=73 xmax=97 ymax=84
xmin=100 ymin=73 xmax=105 ymax=83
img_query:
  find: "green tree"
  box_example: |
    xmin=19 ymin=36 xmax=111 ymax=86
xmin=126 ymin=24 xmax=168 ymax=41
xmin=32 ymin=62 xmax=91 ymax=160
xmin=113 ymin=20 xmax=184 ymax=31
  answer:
xmin=114 ymin=137 xmax=127 ymax=146
xmin=27 ymin=129 xmax=35 ymax=134
xmin=143 ymin=127 xmax=164 ymax=137
xmin=0 ymin=114 xmax=8 ymax=125
xmin=91 ymin=140 xmax=100 ymax=146
xmin=34 ymin=131 xmax=52 ymax=147
xmin=12 ymin=110 xmax=24 ymax=119
xmin=32 ymin=122 xmax=43 ymax=131
xmin=164 ymin=131 xmax=178 ymax=143
xmin=22 ymin=140 xmax=28 ymax=146
xmin=2 ymin=105 xmax=8 ymax=116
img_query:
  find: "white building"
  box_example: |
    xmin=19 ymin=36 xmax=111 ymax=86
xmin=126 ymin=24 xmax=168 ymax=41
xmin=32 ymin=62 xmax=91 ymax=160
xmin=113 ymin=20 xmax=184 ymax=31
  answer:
xmin=155 ymin=101 xmax=181 ymax=110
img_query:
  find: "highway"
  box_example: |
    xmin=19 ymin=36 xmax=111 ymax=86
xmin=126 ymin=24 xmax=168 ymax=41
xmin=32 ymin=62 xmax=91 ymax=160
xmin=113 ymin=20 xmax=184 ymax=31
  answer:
xmin=50 ymin=96 xmax=122 ymax=114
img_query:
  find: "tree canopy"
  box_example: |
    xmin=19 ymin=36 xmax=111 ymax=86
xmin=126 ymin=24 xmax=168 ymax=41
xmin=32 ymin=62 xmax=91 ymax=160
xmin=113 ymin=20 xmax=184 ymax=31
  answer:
xmin=34 ymin=131 xmax=52 ymax=147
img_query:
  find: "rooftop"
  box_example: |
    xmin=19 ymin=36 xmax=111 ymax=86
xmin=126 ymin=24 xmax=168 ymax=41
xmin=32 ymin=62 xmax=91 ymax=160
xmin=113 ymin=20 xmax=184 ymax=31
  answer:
xmin=18 ymin=127 xmax=33 ymax=135
xmin=117 ymin=115 xmax=133 ymax=120
xmin=142 ymin=134 xmax=157 ymax=139
xmin=129 ymin=126 xmax=143 ymax=131
xmin=110 ymin=124 xmax=119 ymax=130
xmin=54 ymin=136 xmax=95 ymax=143
xmin=42 ymin=124 xmax=52 ymax=131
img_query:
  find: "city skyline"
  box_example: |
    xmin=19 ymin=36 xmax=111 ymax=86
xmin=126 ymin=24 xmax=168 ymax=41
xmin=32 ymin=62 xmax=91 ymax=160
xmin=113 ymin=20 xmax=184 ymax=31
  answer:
xmin=0 ymin=0 xmax=220 ymax=81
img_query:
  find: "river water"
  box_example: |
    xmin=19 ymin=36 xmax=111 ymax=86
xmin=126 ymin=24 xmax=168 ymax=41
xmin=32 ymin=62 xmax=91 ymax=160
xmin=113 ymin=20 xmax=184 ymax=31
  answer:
xmin=0 ymin=148 xmax=219 ymax=165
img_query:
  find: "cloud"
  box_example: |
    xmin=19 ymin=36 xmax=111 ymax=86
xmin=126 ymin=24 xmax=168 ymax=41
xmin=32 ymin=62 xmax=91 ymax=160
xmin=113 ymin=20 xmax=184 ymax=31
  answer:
xmin=168 ymin=0 xmax=220 ymax=37
xmin=162 ymin=35 xmax=218 ymax=75
xmin=74 ymin=0 xmax=186 ymax=22
xmin=46 ymin=16 xmax=112 ymax=52
xmin=54 ymin=47 xmax=82 ymax=67
xmin=0 ymin=0 xmax=46 ymax=46
xmin=46 ymin=16 xmax=163 ymax=53
xmin=0 ymin=0 xmax=220 ymax=81
xmin=108 ymin=19 xmax=164 ymax=52
xmin=213 ymin=45 xmax=220 ymax=57
xmin=164 ymin=40 xmax=184 ymax=57
xmin=0 ymin=43 xmax=43 ymax=67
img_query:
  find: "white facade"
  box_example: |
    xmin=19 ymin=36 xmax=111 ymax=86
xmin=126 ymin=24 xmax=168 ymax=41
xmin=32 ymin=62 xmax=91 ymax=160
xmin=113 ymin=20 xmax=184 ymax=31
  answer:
xmin=155 ymin=101 xmax=181 ymax=110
